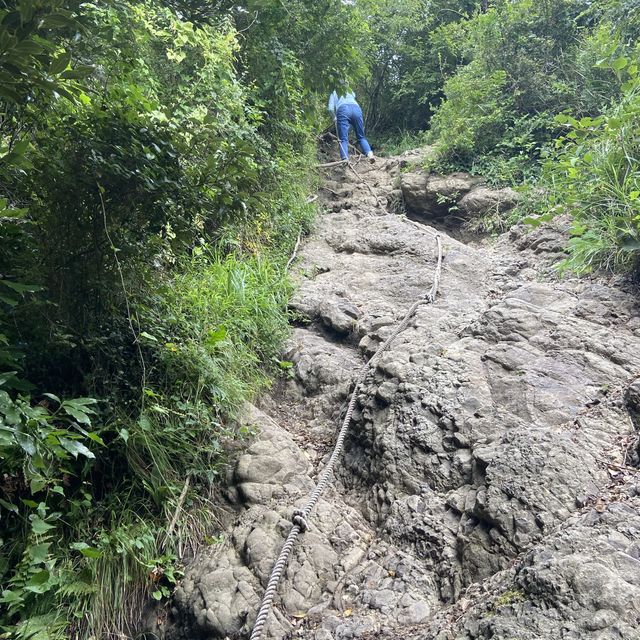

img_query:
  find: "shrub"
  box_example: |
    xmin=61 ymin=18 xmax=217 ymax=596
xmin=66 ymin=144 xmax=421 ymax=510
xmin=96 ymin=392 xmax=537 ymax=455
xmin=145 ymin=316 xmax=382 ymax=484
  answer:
xmin=540 ymin=59 xmax=640 ymax=273
xmin=428 ymin=61 xmax=512 ymax=168
xmin=425 ymin=0 xmax=630 ymax=185
xmin=0 ymin=1 xmax=320 ymax=637
xmin=142 ymin=251 xmax=292 ymax=419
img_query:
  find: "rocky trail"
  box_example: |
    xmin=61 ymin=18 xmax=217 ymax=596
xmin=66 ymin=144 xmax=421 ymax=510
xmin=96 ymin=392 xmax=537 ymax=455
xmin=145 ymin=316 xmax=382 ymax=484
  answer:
xmin=162 ymin=149 xmax=640 ymax=640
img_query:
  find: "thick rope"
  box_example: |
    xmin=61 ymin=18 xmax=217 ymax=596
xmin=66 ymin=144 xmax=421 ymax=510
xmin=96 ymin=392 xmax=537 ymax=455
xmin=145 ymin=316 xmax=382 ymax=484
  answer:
xmin=249 ymin=234 xmax=443 ymax=640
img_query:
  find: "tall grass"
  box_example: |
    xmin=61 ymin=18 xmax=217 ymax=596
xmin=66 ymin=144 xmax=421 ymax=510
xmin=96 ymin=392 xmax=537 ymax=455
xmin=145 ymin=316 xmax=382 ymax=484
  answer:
xmin=144 ymin=250 xmax=291 ymax=418
xmin=542 ymin=70 xmax=640 ymax=273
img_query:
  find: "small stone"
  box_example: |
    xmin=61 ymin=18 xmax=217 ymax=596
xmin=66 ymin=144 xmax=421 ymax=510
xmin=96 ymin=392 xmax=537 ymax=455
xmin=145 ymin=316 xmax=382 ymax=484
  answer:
xmin=398 ymin=600 xmax=431 ymax=625
xmin=584 ymin=609 xmax=617 ymax=631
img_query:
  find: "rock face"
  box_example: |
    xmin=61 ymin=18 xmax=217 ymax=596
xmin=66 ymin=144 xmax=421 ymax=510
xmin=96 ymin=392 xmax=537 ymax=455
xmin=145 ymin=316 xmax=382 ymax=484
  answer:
xmin=459 ymin=185 xmax=519 ymax=218
xmin=428 ymin=498 xmax=640 ymax=640
xmin=162 ymin=159 xmax=640 ymax=640
xmin=400 ymin=170 xmax=518 ymax=224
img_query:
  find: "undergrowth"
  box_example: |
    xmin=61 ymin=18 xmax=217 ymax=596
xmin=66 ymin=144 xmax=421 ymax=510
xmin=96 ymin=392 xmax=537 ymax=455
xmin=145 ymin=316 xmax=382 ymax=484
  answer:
xmin=540 ymin=61 xmax=640 ymax=274
xmin=0 ymin=2 xmax=319 ymax=637
xmin=142 ymin=251 xmax=293 ymax=419
xmin=373 ymin=130 xmax=429 ymax=157
xmin=419 ymin=0 xmax=640 ymax=268
xmin=0 ymin=242 xmax=304 ymax=639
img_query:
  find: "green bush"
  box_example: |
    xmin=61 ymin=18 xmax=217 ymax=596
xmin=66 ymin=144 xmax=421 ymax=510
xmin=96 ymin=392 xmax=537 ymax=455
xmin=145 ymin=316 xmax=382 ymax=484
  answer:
xmin=142 ymin=251 xmax=291 ymax=418
xmin=468 ymin=112 xmax=559 ymax=186
xmin=428 ymin=61 xmax=512 ymax=168
xmin=425 ymin=0 xmax=634 ymax=186
xmin=359 ymin=0 xmax=480 ymax=135
xmin=468 ymin=0 xmax=590 ymax=114
xmin=0 ymin=1 xmax=324 ymax=637
xmin=539 ymin=58 xmax=640 ymax=273
xmin=0 ymin=249 xmax=293 ymax=637
xmin=593 ymin=0 xmax=640 ymax=42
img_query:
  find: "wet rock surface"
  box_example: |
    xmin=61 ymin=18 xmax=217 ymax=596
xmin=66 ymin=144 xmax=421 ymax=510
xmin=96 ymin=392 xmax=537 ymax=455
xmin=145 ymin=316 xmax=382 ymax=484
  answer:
xmin=163 ymin=154 xmax=640 ymax=640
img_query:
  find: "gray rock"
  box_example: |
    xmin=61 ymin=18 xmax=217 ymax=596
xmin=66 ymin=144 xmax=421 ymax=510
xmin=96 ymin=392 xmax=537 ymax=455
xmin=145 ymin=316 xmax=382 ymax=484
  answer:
xmin=428 ymin=500 xmax=640 ymax=639
xmin=459 ymin=186 xmax=519 ymax=217
xmin=624 ymin=377 xmax=640 ymax=431
xmin=316 ymin=296 xmax=361 ymax=335
xmin=398 ymin=600 xmax=431 ymax=625
xmin=161 ymin=154 xmax=640 ymax=640
xmin=232 ymin=405 xmax=314 ymax=505
xmin=509 ymin=214 xmax=571 ymax=261
xmin=401 ymin=171 xmax=481 ymax=219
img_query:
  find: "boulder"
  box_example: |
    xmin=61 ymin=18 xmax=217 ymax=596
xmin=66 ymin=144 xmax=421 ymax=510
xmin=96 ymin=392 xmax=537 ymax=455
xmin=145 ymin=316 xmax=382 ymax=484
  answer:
xmin=317 ymin=296 xmax=361 ymax=335
xmin=458 ymin=186 xmax=519 ymax=217
xmin=401 ymin=171 xmax=480 ymax=218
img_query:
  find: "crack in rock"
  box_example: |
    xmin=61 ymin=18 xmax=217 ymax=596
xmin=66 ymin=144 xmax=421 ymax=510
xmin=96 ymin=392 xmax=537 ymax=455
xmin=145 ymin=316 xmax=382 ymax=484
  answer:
xmin=158 ymin=151 xmax=640 ymax=640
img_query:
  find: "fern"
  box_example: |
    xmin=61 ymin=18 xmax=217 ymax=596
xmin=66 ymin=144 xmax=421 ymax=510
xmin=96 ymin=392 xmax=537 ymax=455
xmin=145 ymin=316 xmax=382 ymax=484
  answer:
xmin=12 ymin=613 xmax=67 ymax=640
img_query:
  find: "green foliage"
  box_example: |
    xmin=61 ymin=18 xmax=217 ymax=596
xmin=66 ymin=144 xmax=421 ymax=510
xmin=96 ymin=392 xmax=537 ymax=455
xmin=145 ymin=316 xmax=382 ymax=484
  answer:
xmin=142 ymin=251 xmax=291 ymax=419
xmin=0 ymin=0 xmax=329 ymax=637
xmin=468 ymin=0 xmax=591 ymax=113
xmin=362 ymin=0 xmax=640 ymax=271
xmin=428 ymin=61 xmax=511 ymax=167
xmin=587 ymin=0 xmax=640 ymax=42
xmin=20 ymin=2 xmax=269 ymax=337
xmin=374 ymin=130 xmax=430 ymax=156
xmin=0 ymin=374 xmax=192 ymax=639
xmin=538 ymin=58 xmax=640 ymax=273
xmin=0 ymin=389 xmax=97 ymax=635
xmin=493 ymin=589 xmax=526 ymax=609
xmin=359 ymin=0 xmax=482 ymax=134
xmin=210 ymin=0 xmax=370 ymax=146
xmin=425 ymin=0 xmax=637 ymax=186
xmin=468 ymin=112 xmax=559 ymax=186
xmin=0 ymin=0 xmax=90 ymax=104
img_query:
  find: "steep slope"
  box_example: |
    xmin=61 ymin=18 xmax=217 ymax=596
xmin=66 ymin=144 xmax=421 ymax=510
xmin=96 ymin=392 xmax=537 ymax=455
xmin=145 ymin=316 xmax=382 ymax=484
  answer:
xmin=162 ymin=152 xmax=640 ymax=640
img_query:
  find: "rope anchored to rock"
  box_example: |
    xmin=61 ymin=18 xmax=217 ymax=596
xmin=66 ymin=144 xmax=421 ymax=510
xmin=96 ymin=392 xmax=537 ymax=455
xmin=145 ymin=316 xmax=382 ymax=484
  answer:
xmin=249 ymin=233 xmax=443 ymax=640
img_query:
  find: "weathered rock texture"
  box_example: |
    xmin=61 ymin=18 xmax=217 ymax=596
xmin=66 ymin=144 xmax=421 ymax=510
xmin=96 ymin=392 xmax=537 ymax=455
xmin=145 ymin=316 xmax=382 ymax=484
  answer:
xmin=400 ymin=170 xmax=519 ymax=224
xmin=162 ymin=153 xmax=640 ymax=640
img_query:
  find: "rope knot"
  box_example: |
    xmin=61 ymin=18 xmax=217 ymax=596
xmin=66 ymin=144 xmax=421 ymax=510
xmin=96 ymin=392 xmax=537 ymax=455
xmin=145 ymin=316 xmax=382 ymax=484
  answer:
xmin=292 ymin=509 xmax=309 ymax=532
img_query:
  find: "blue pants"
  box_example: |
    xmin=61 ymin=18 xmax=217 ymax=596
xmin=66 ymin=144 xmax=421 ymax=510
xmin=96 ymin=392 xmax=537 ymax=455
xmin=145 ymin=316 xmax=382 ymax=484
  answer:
xmin=336 ymin=103 xmax=372 ymax=160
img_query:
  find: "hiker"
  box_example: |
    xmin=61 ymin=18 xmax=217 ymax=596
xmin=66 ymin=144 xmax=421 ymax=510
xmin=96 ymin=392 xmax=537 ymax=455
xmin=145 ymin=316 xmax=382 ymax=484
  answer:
xmin=328 ymin=88 xmax=375 ymax=162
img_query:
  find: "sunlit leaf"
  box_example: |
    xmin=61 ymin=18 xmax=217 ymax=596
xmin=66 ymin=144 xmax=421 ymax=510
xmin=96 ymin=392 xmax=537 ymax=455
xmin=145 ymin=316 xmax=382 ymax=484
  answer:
xmin=31 ymin=516 xmax=55 ymax=535
xmin=611 ymin=57 xmax=628 ymax=71
xmin=59 ymin=437 xmax=95 ymax=459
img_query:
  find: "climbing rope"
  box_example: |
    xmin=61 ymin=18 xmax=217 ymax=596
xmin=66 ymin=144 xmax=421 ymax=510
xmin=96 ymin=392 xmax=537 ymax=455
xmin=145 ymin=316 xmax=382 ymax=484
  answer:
xmin=249 ymin=233 xmax=443 ymax=640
